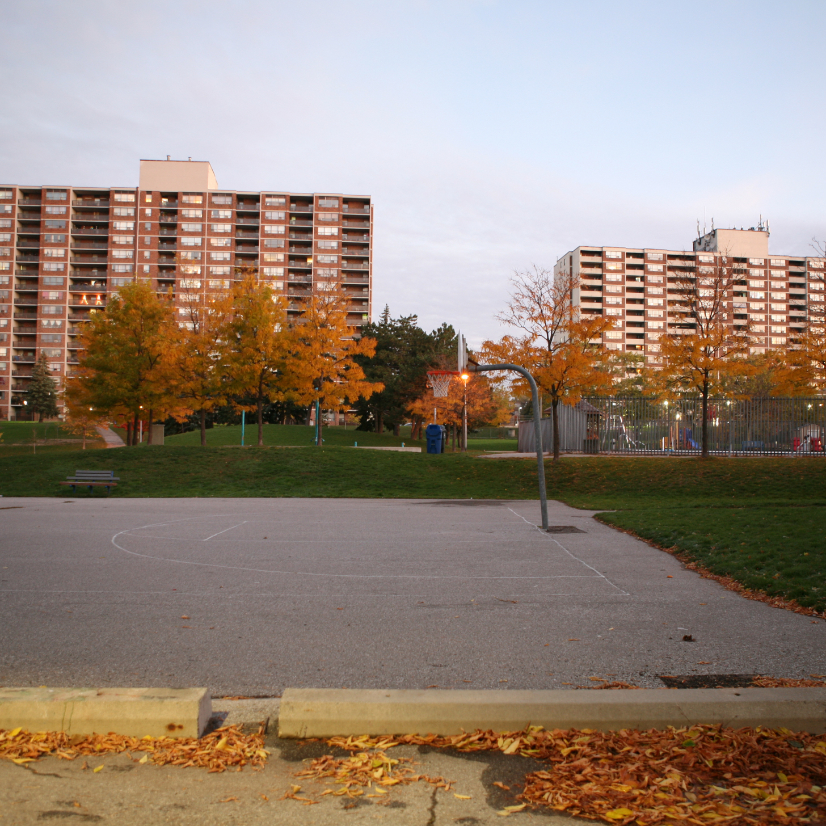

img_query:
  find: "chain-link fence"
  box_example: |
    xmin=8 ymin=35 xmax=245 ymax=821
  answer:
xmin=518 ymin=397 xmax=826 ymax=456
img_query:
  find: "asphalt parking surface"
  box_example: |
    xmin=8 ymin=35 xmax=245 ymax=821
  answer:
xmin=1 ymin=497 xmax=824 ymax=695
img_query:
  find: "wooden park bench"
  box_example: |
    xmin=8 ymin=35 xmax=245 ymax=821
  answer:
xmin=60 ymin=470 xmax=119 ymax=494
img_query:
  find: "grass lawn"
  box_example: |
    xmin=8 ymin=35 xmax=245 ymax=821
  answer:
xmin=0 ymin=443 xmax=822 ymax=612
xmin=0 ymin=420 xmax=105 ymax=456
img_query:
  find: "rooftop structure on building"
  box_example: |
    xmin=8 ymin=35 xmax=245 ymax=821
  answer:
xmin=0 ymin=159 xmax=373 ymax=420
xmin=554 ymin=224 xmax=824 ymax=364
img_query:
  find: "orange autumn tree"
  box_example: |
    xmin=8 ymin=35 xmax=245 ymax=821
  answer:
xmin=482 ymin=266 xmax=613 ymax=461
xmin=220 ymin=268 xmax=290 ymax=447
xmin=172 ymin=283 xmax=234 ymax=446
xmin=286 ymin=287 xmax=383 ymax=446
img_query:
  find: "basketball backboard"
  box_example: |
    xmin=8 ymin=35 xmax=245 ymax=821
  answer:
xmin=458 ymin=332 xmax=468 ymax=373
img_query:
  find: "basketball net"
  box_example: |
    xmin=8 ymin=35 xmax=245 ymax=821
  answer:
xmin=427 ymin=370 xmax=456 ymax=398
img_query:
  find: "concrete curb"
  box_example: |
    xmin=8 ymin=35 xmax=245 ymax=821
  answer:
xmin=0 ymin=687 xmax=211 ymax=738
xmin=278 ymin=687 xmax=826 ymax=738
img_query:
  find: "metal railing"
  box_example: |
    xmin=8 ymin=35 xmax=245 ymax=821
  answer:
xmin=579 ymin=396 xmax=826 ymax=456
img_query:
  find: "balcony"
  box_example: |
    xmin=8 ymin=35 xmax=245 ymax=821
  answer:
xmin=16 ymin=241 xmax=40 ymax=248
xmin=288 ymin=219 xmax=313 ymax=227
xmin=12 ymin=354 xmax=36 ymax=362
xmin=72 ymin=213 xmax=109 ymax=222
xmin=71 ymin=241 xmax=108 ymax=250
xmin=159 ymin=214 xmax=178 ymax=223
xmin=17 ymin=198 xmax=41 ymax=206
xmin=159 ymin=228 xmax=177 ymax=237
xmin=72 ymin=227 xmax=109 ymax=235
xmin=235 ymin=230 xmax=259 ymax=239
xmin=289 ymin=232 xmax=312 ymax=240
xmin=342 ymin=249 xmax=369 ymax=258
xmin=13 ymin=298 xmax=38 ymax=305
xmin=159 ymin=200 xmax=179 ymax=208
xmin=15 ymin=255 xmax=39 ymax=263
xmin=342 ymin=220 xmax=369 ymax=229
xmin=288 ymin=245 xmax=312 ymax=254
xmin=341 ymin=273 xmax=368 ymax=283
xmin=342 ymin=205 xmax=370 ymax=214
xmin=236 ymin=202 xmax=260 ymax=212
xmin=342 ymin=261 xmax=369 ymax=270
xmin=289 ymin=204 xmax=313 ymax=213
xmin=287 ymin=275 xmax=312 ymax=283
xmin=70 ymin=268 xmax=107 ymax=278
xmin=15 ymin=269 xmax=39 ymax=277
xmin=288 ymin=260 xmax=312 ymax=269
xmin=11 ymin=370 xmax=33 ymax=377
xmin=71 ymin=255 xmax=109 ymax=264
xmin=73 ymin=198 xmax=110 ymax=208
xmin=236 ymin=217 xmax=260 ymax=225
xmin=342 ymin=233 xmax=369 ymax=241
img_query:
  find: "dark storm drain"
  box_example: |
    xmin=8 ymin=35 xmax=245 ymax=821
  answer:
xmin=659 ymin=674 xmax=758 ymax=689
xmin=545 ymin=525 xmax=586 ymax=534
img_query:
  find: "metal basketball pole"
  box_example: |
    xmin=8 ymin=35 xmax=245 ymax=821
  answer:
xmin=470 ymin=363 xmax=548 ymax=531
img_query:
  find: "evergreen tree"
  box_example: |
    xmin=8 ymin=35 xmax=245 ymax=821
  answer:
xmin=28 ymin=354 xmax=59 ymax=421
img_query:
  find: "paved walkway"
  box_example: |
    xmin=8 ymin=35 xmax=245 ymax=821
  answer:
xmin=96 ymin=425 xmax=125 ymax=448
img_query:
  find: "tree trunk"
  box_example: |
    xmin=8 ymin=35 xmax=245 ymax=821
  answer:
xmin=316 ymin=402 xmax=323 ymax=446
xmin=257 ymin=394 xmax=264 ymax=446
xmin=125 ymin=421 xmax=132 ymax=447
xmin=147 ymin=408 xmax=154 ymax=444
xmin=393 ymin=424 xmax=400 ymax=437
xmin=451 ymin=423 xmax=456 ymax=452
xmin=133 ymin=411 xmax=140 ymax=446
xmin=701 ymin=376 xmax=709 ymax=459
xmin=376 ymin=409 xmax=383 ymax=434
xmin=200 ymin=408 xmax=207 ymax=447
xmin=552 ymin=396 xmax=560 ymax=463
xmin=82 ymin=423 xmax=87 ymax=450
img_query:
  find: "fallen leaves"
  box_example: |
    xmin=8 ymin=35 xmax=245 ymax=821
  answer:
xmin=323 ymin=725 xmax=826 ymax=824
xmin=0 ymin=725 xmax=267 ymax=773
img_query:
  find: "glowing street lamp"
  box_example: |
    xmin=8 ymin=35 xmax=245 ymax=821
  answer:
xmin=460 ymin=371 xmax=470 ymax=452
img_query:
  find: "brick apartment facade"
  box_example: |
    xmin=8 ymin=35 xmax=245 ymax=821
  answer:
xmin=0 ymin=159 xmax=373 ymax=420
xmin=554 ymin=226 xmax=825 ymax=365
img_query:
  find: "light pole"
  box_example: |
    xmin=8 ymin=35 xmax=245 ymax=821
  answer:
xmin=460 ymin=371 xmax=469 ymax=451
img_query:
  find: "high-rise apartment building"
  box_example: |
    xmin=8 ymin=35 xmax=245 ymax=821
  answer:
xmin=0 ymin=159 xmax=373 ymax=420
xmin=554 ymin=226 xmax=824 ymax=365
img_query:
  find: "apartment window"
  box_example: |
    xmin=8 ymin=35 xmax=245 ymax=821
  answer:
xmin=210 ymin=252 xmax=231 ymax=261
xmin=46 ymin=189 xmax=67 ymax=200
xmin=264 ymin=196 xmax=286 ymax=206
xmin=265 ymin=211 xmax=285 ymax=220
xmin=604 ymin=250 xmax=622 ymax=259
xmin=182 ymin=194 xmax=203 ymax=204
xmin=43 ymin=276 xmax=64 ymax=285
xmin=605 ymin=273 xmax=622 ymax=282
xmin=0 ymin=190 xmax=11 ymax=200
xmin=182 ymin=209 xmax=203 ymax=218
xmin=43 ymin=248 xmax=65 ymax=257
xmin=317 ymin=240 xmax=338 ymax=250
xmin=698 ymin=266 xmax=715 ymax=275
xmin=211 ymin=195 xmax=232 ymax=205
xmin=180 ymin=267 xmax=201 ymax=277
xmin=316 ymin=254 xmax=338 ymax=264
xmin=143 ymin=251 xmax=150 ymax=259
xmin=210 ymin=266 xmax=231 ymax=275
xmin=142 ymin=264 xmax=150 ymax=273
xmin=268 ymin=280 xmax=285 ymax=291
xmin=316 ymin=212 xmax=338 ymax=222
xmin=43 ymin=262 xmax=65 ymax=271
xmin=750 ymin=304 xmax=765 ymax=312
xmin=211 ymin=210 xmax=232 ymax=220
xmin=647 ymin=310 xmax=664 ymax=318
xmin=749 ymin=258 xmax=764 ymax=266
xmin=144 ymin=209 xmax=152 ymax=217
xmin=41 ymin=334 xmax=62 ymax=343
xmin=809 ymin=260 xmax=824 ymax=269
xmin=264 ymin=225 xmax=285 ymax=235
xmin=180 ymin=237 xmax=201 ymax=246
xmin=605 ymin=263 xmax=622 ymax=271
xmin=45 ymin=205 xmax=67 ymax=215
xmin=112 ymin=250 xmax=133 ymax=259
xmin=42 ymin=305 xmax=63 ymax=314
xmin=111 ymin=277 xmax=133 ymax=287
xmin=605 ymin=308 xmax=622 ymax=316
xmin=749 ymin=291 xmax=765 ymax=299
xmin=262 ymin=267 xmax=284 ymax=277
xmin=181 ymin=223 xmax=203 ymax=232
xmin=112 ymin=235 xmax=133 ymax=244
xmin=318 ymin=198 xmax=339 ymax=208
xmin=208 ymin=279 xmax=230 ymax=289
xmin=770 ymin=281 xmax=785 ymax=289
xmin=44 ymin=234 xmax=66 ymax=244
xmin=0 ymin=234 xmax=10 ymax=243
xmin=144 ymin=223 xmax=151 ymax=231
xmin=179 ymin=251 xmax=201 ymax=261
xmin=646 ymin=264 xmax=663 ymax=272
xmin=210 ymin=224 xmax=231 ymax=234
xmin=41 ymin=318 xmax=63 ymax=327
xmin=647 ymin=286 xmax=663 ymax=295
xmin=770 ymin=259 xmax=785 ymax=266
xmin=697 ymin=254 xmax=714 ymax=263
xmin=770 ymin=336 xmax=786 ymax=345
xmin=605 ymin=331 xmax=622 ymax=340
xmin=42 ymin=291 xmax=63 ymax=301
xmin=113 ymin=221 xmax=135 ymax=231
xmin=770 ymin=303 xmax=786 ymax=311
xmin=315 ymin=268 xmax=338 ymax=277
xmin=317 ymin=227 xmax=339 ymax=236
xmin=647 ymin=320 xmax=664 ymax=327
xmin=770 ymin=292 xmax=786 ymax=300
xmin=111 ymin=263 xmax=133 ymax=273
xmin=210 ymin=238 xmax=231 ymax=247
xmin=113 ymin=192 xmax=135 ymax=202
xmin=263 ymin=253 xmax=284 ymax=262
xmin=113 ymin=207 xmax=135 ymax=217
xmin=45 ymin=220 xmax=66 ymax=229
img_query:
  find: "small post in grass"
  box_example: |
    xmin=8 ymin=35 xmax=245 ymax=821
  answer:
xmin=241 ymin=410 xmax=245 ymax=447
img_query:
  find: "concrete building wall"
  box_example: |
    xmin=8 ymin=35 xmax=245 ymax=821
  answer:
xmin=0 ymin=160 xmax=373 ymax=420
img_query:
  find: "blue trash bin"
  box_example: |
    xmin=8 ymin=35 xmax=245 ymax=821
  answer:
xmin=425 ymin=423 xmax=446 ymax=455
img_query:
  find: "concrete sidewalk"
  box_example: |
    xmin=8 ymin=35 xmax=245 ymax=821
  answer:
xmin=95 ymin=425 xmax=125 ymax=448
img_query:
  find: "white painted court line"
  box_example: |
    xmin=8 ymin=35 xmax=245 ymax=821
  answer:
xmin=203 ymin=521 xmax=247 ymax=541
xmin=506 ymin=507 xmax=630 ymax=597
xmin=110 ymin=517 xmax=623 ymax=584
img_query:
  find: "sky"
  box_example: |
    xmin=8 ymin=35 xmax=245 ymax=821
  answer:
xmin=1 ymin=0 xmax=825 ymax=348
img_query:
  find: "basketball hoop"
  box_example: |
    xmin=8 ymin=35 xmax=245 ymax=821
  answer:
xmin=427 ymin=370 xmax=458 ymax=397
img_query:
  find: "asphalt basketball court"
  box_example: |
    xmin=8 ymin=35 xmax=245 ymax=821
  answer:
xmin=1 ymin=496 xmax=823 ymax=695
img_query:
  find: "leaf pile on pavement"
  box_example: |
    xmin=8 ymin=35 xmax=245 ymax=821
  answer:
xmin=0 ymin=725 xmax=267 ymax=772
xmin=326 ymin=726 xmax=826 ymax=823
xmin=293 ymin=748 xmax=452 ymax=800
xmin=752 ymin=676 xmax=826 ymax=688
